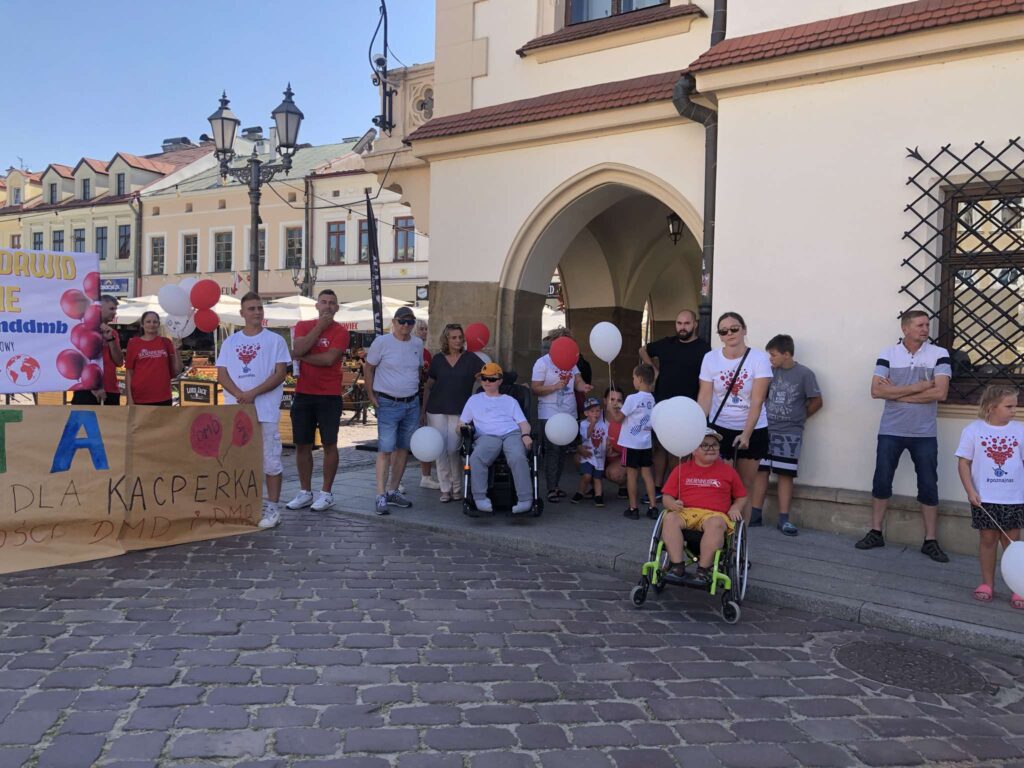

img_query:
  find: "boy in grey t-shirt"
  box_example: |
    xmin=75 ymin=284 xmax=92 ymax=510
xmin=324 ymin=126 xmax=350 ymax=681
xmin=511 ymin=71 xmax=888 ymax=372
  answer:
xmin=750 ymin=335 xmax=822 ymax=535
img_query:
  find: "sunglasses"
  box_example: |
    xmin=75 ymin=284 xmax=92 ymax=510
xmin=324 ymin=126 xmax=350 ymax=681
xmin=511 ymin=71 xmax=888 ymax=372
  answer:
xmin=396 ymin=318 xmax=416 ymax=326
xmin=698 ymin=442 xmax=721 ymax=451
xmin=717 ymin=326 xmax=743 ymax=336
xmin=480 ymin=376 xmax=502 ymax=382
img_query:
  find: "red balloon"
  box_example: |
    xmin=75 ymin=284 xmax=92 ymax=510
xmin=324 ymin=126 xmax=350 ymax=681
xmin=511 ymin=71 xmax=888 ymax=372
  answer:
xmin=464 ymin=323 xmax=489 ymax=353
xmin=82 ymin=272 xmax=100 ymax=301
xmin=232 ymin=410 xmax=254 ymax=447
xmin=56 ymin=349 xmax=86 ymax=380
xmin=60 ymin=289 xmax=89 ymax=320
xmin=423 ymin=348 xmax=432 ymax=367
xmin=190 ymin=279 xmax=221 ymax=311
xmin=549 ymin=336 xmax=579 ymax=371
xmin=71 ymin=326 xmax=103 ymax=359
xmin=79 ymin=363 xmax=102 ymax=390
xmin=194 ymin=309 xmax=219 ymax=333
xmin=82 ymin=303 xmax=102 ymax=332
xmin=190 ymin=413 xmax=223 ymax=459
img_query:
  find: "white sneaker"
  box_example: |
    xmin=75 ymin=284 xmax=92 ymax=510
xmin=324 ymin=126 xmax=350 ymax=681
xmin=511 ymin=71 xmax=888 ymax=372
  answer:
xmin=397 ymin=483 xmax=406 ymax=494
xmin=311 ymin=491 xmax=334 ymax=512
xmin=420 ymin=476 xmax=441 ymax=490
xmin=286 ymin=490 xmax=314 ymax=510
xmin=258 ymin=504 xmax=281 ymax=529
xmin=512 ymin=500 xmax=533 ymax=515
xmin=474 ymin=497 xmax=493 ymax=513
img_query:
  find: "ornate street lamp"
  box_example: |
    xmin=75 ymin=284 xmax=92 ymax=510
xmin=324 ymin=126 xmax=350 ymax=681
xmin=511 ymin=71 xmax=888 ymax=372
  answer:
xmin=291 ymin=260 xmax=319 ymax=297
xmin=667 ymin=212 xmax=684 ymax=245
xmin=208 ymin=86 xmax=304 ymax=293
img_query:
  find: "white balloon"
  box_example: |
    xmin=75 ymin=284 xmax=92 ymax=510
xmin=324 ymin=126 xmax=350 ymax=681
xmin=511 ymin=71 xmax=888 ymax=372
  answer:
xmin=1001 ymin=540 xmax=1024 ymax=596
xmin=158 ymin=284 xmax=190 ymax=316
xmin=476 ymin=352 xmax=491 ymax=364
xmin=179 ymin=277 xmax=198 ymax=296
xmin=652 ymin=396 xmax=707 ymax=457
xmin=165 ymin=314 xmax=196 ymax=339
xmin=589 ymin=322 xmax=622 ymax=363
xmin=545 ymin=412 xmax=578 ymax=447
xmin=410 ymin=426 xmax=445 ymax=463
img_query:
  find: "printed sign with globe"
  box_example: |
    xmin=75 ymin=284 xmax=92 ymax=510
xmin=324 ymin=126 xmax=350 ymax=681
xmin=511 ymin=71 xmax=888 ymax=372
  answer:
xmin=5 ymin=354 xmax=41 ymax=386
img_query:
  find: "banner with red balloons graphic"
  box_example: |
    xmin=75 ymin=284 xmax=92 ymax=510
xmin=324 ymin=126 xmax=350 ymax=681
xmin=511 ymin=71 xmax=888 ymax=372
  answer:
xmin=0 ymin=250 xmax=101 ymax=394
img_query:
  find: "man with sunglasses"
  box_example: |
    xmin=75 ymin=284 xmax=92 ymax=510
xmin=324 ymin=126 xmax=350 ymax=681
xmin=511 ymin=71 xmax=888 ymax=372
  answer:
xmin=365 ymin=306 xmax=424 ymax=515
xmin=459 ymin=362 xmax=534 ymax=514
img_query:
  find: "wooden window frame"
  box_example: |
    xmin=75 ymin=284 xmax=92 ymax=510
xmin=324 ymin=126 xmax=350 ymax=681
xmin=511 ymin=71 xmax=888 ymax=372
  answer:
xmin=183 ymin=234 xmax=198 ymax=273
xmin=285 ymin=226 xmax=303 ymax=270
xmin=394 ymin=216 xmax=416 ymax=262
xmin=359 ymin=220 xmax=370 ymax=264
xmin=565 ymin=0 xmax=666 ymax=26
xmin=326 ymin=221 xmax=346 ymax=265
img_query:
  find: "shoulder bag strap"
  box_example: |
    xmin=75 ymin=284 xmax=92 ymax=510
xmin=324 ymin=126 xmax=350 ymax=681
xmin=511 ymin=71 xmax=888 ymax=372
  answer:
xmin=709 ymin=348 xmax=750 ymax=429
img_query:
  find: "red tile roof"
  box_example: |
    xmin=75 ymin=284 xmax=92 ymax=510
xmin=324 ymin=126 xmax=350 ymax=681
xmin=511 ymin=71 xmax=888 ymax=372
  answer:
xmin=517 ymin=3 xmax=704 ymax=56
xmin=26 ymin=192 xmax=134 ymax=214
xmin=150 ymin=143 xmax=214 ymax=171
xmin=109 ymin=152 xmax=177 ymax=175
xmin=25 ymin=172 xmax=42 ymax=183
xmin=689 ymin=0 xmax=1024 ymax=72
xmin=74 ymin=157 xmax=110 ymax=175
xmin=407 ymin=69 xmax=682 ymax=142
xmin=44 ymin=163 xmax=73 ymax=179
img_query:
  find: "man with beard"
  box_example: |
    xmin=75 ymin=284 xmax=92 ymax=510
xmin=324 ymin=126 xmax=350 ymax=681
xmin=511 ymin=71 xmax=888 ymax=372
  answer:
xmin=640 ymin=309 xmax=711 ymax=491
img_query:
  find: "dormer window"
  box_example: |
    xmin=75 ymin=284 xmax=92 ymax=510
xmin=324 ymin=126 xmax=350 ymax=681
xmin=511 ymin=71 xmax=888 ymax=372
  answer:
xmin=11 ymin=188 xmax=21 ymax=205
xmin=82 ymin=179 xmax=91 ymax=201
xmin=567 ymin=0 xmax=665 ymax=25
xmin=49 ymin=183 xmax=58 ymax=205
xmin=116 ymin=173 xmax=126 ymax=196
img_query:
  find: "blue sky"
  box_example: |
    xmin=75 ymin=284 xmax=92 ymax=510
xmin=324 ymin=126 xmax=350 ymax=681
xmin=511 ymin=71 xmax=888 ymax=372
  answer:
xmin=0 ymin=0 xmax=435 ymax=172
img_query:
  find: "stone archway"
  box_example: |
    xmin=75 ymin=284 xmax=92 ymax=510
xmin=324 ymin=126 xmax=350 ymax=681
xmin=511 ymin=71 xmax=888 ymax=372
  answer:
xmin=495 ymin=163 xmax=702 ymax=390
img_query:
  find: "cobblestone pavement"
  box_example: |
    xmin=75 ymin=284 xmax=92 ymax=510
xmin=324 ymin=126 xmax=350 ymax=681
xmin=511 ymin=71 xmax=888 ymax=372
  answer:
xmin=2 ymin=511 xmax=1024 ymax=768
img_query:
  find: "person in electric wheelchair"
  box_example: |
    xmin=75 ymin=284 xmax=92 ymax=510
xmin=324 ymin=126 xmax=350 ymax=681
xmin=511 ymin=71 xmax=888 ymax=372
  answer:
xmin=459 ymin=362 xmax=538 ymax=515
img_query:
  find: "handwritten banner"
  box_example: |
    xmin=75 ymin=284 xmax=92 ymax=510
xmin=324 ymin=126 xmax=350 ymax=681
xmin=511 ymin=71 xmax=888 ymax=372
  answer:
xmin=0 ymin=250 xmax=103 ymax=394
xmin=0 ymin=404 xmax=262 ymax=574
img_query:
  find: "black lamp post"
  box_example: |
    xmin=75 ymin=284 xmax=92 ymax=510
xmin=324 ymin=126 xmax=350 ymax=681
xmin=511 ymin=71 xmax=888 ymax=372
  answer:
xmin=208 ymin=85 xmax=304 ymax=294
xmin=667 ymin=212 xmax=683 ymax=245
xmin=291 ymin=260 xmax=318 ymax=297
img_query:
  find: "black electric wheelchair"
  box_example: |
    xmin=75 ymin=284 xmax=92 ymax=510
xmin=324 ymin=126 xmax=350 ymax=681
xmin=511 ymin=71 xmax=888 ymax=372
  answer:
xmin=460 ymin=371 xmax=544 ymax=518
xmin=630 ymin=510 xmax=750 ymax=623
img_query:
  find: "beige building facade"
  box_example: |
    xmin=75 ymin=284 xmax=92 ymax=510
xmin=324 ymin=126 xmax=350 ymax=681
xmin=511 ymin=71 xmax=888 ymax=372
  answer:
xmin=366 ymin=0 xmax=1024 ymax=551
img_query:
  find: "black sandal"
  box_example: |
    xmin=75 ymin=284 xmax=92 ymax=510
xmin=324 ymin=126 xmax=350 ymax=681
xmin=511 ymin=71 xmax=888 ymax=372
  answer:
xmin=663 ymin=562 xmax=687 ymax=583
xmin=546 ymin=491 xmax=560 ymax=504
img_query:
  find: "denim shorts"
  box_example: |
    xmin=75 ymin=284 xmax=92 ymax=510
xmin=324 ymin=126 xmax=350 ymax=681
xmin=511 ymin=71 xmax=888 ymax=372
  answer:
xmin=871 ymin=434 xmax=939 ymax=507
xmin=376 ymin=396 xmax=419 ymax=453
xmin=579 ymin=461 xmax=604 ymax=479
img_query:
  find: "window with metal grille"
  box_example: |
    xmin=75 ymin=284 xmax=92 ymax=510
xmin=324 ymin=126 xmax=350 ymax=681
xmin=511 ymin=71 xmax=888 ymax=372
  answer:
xmin=326 ymin=221 xmax=345 ymax=265
xmin=32 ymin=232 xmax=43 ymax=251
xmin=359 ymin=220 xmax=370 ymax=264
xmin=394 ymin=217 xmax=415 ymax=262
xmin=72 ymin=228 xmax=85 ymax=252
xmin=95 ymin=227 xmax=107 ymax=260
xmin=183 ymin=234 xmax=198 ymax=273
xmin=117 ymin=225 xmax=131 ymax=259
xmin=151 ymin=237 xmax=165 ymax=275
xmin=215 ymin=232 xmax=232 ymax=271
xmin=52 ymin=230 xmax=64 ymax=251
xmin=285 ymin=227 xmax=303 ymax=269
xmin=248 ymin=229 xmax=266 ymax=271
xmin=904 ymin=139 xmax=1024 ymax=402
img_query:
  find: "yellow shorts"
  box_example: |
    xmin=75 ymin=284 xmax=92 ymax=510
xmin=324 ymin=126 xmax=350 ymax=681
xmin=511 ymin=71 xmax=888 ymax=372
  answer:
xmin=675 ymin=506 xmax=735 ymax=534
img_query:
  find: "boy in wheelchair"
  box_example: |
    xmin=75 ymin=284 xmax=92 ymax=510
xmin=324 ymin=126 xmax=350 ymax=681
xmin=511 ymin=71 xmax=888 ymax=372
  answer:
xmin=459 ymin=362 xmax=535 ymax=514
xmin=660 ymin=428 xmax=746 ymax=587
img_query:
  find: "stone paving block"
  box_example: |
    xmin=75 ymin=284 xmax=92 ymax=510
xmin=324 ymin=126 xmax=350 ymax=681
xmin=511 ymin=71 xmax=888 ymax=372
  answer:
xmin=125 ymin=708 xmax=178 ymax=730
xmin=730 ymin=719 xmax=809 ymax=744
xmin=0 ymin=748 xmax=32 ymax=768
xmin=104 ymin=667 xmax=178 ymax=687
xmin=170 ymin=731 xmax=267 ymax=759
xmin=16 ymin=691 xmax=78 ymax=711
xmin=260 ymin=668 xmax=318 ymax=685
xmin=104 ymin=733 xmax=170 ymax=761
xmin=424 ymin=726 xmax=517 ymax=751
xmin=675 ymin=722 xmax=737 ymax=745
xmin=183 ymin=666 xmax=254 ymax=684
xmin=256 ymin=707 xmax=319 ymax=727
xmin=492 ymin=683 xmax=560 ymax=702
xmin=209 ymin=686 xmax=289 ymax=705
xmin=902 ymin=738 xmax=970 ymax=763
xmin=469 ymin=753 xmax=536 ymax=768
xmin=609 ymin=749 xmax=679 ymax=768
xmin=177 ymin=705 xmax=250 ymax=729
xmin=534 ymin=704 xmax=599 ymax=724
xmin=951 ymin=737 xmax=1023 ymax=760
xmin=38 ymin=735 xmax=106 ymax=768
xmin=275 ymin=728 xmax=344 ymax=756
xmin=465 ymin=705 xmax=538 ymax=725
xmin=711 ymin=743 xmax=798 ymax=768
xmin=388 ymin=705 xmax=462 ymax=725
xmin=0 ymin=711 xmax=61 ymax=744
xmin=396 ymin=755 xmax=463 ymax=768
xmin=344 ymin=728 xmax=419 ymax=753
xmin=538 ymin=751 xmax=614 ymax=768
xmin=516 ymin=724 xmax=571 ymax=750
xmin=782 ymin=742 xmax=856 ymax=768
xmin=58 ymin=711 xmax=120 ymax=735
xmin=849 ymin=740 xmax=926 ymax=766
xmin=571 ymin=724 xmax=637 ymax=747
xmin=649 ymin=698 xmax=728 ymax=720
xmin=417 ymin=683 xmax=487 ymax=703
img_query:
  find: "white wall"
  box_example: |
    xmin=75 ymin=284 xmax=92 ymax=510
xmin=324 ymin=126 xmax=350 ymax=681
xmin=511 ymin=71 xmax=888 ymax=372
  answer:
xmin=726 ymin=0 xmax=908 ymax=38
xmin=712 ymin=48 xmax=1024 ymax=501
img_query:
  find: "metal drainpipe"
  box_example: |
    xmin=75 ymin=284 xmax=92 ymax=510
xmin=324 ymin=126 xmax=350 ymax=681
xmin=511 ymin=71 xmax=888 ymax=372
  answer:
xmin=673 ymin=0 xmax=726 ymax=343
xmin=304 ymin=175 xmax=314 ymax=297
xmin=130 ymin=193 xmax=142 ymax=297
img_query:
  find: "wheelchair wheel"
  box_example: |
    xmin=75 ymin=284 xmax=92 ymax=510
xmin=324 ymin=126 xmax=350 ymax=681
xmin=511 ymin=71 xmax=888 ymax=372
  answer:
xmin=531 ymin=498 xmax=543 ymax=517
xmin=630 ymin=583 xmax=648 ymax=607
xmin=731 ymin=521 xmax=750 ymax=604
xmin=721 ymin=600 xmax=741 ymax=624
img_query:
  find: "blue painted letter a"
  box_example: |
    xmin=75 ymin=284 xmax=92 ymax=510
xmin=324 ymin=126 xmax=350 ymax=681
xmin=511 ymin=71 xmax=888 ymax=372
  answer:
xmin=51 ymin=411 xmax=109 ymax=473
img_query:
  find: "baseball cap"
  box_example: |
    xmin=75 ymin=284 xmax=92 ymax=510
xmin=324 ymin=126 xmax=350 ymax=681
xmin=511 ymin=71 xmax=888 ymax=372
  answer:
xmin=477 ymin=362 xmax=503 ymax=378
xmin=704 ymin=427 xmax=723 ymax=441
xmin=582 ymin=397 xmax=602 ymax=411
xmin=394 ymin=306 xmax=416 ymax=321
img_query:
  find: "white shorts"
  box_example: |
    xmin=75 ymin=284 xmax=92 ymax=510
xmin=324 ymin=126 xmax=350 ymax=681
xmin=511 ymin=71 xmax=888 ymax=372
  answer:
xmin=261 ymin=421 xmax=283 ymax=476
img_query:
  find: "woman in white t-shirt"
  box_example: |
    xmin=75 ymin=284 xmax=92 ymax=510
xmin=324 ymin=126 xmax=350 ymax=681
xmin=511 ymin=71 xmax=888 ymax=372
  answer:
xmin=955 ymin=384 xmax=1024 ymax=609
xmin=698 ymin=311 xmax=772 ymax=525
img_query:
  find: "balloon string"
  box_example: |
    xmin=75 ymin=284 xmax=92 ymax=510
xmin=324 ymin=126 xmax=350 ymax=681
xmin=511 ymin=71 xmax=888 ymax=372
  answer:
xmin=978 ymin=504 xmax=1016 ymax=546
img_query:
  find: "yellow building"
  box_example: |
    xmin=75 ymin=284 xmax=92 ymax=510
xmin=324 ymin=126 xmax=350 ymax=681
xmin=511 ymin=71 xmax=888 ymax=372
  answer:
xmin=0 ymin=168 xmax=43 ymax=252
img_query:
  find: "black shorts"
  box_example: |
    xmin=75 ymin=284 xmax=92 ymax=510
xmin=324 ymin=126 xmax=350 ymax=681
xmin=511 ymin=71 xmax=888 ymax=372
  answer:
xmin=623 ymin=447 xmax=653 ymax=469
xmin=70 ymin=390 xmax=121 ymax=406
xmin=716 ymin=426 xmax=770 ymax=461
xmin=290 ymin=393 xmax=343 ymax=445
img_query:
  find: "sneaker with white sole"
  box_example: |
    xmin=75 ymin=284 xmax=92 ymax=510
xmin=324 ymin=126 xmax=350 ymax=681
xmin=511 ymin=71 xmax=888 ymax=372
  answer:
xmin=375 ymin=494 xmax=390 ymax=515
xmin=258 ymin=504 xmax=281 ymax=529
xmin=397 ymin=483 xmax=406 ymax=494
xmin=511 ymin=500 xmax=533 ymax=515
xmin=420 ymin=475 xmax=441 ymax=490
xmin=286 ymin=490 xmax=314 ymax=510
xmin=386 ymin=490 xmax=413 ymax=508
xmin=311 ymin=491 xmax=334 ymax=512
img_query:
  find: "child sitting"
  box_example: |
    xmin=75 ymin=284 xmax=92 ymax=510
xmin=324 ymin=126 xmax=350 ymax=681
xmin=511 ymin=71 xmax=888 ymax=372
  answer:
xmin=572 ymin=397 xmax=607 ymax=507
xmin=458 ymin=362 xmax=534 ymax=515
xmin=661 ymin=428 xmax=746 ymax=587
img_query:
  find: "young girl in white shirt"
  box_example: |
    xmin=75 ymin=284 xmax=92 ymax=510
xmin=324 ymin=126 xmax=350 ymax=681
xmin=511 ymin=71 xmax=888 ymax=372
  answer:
xmin=955 ymin=384 xmax=1023 ymax=609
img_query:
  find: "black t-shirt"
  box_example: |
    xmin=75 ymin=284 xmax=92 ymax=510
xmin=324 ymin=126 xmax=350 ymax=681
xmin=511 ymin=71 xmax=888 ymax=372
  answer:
xmin=645 ymin=335 xmax=711 ymax=402
xmin=426 ymin=351 xmax=484 ymax=415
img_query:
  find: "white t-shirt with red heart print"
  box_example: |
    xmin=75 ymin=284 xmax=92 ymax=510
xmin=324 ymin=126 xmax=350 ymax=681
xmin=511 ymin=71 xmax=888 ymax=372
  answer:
xmin=699 ymin=347 xmax=772 ymax=432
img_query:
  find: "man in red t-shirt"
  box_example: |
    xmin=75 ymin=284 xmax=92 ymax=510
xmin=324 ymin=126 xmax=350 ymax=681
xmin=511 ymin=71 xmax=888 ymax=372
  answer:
xmin=660 ymin=428 xmax=746 ymax=587
xmin=70 ymin=295 xmax=124 ymax=406
xmin=286 ymin=289 xmax=348 ymax=512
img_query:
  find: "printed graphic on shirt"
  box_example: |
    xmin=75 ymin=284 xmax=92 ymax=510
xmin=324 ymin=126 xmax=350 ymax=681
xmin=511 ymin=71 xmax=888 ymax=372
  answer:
xmin=236 ymin=343 xmax=260 ymax=373
xmin=135 ymin=348 xmax=168 ymax=360
xmin=768 ymin=379 xmax=800 ymax=419
xmin=683 ymin=477 xmax=725 ymax=489
xmin=982 ymin=435 xmax=1021 ymax=477
xmin=589 ymin=424 xmax=606 ymax=450
xmin=718 ymin=367 xmax=750 ymax=404
xmin=629 ymin=408 xmax=651 ymax=437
